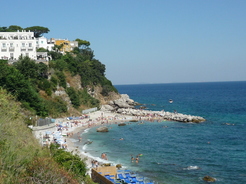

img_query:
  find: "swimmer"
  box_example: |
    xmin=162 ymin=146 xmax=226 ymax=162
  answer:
xmin=136 ymin=156 xmax=139 ymax=163
xmin=131 ymin=155 xmax=134 ymax=162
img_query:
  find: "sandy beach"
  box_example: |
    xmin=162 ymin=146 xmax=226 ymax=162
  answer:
xmin=33 ymin=110 xmax=138 ymax=175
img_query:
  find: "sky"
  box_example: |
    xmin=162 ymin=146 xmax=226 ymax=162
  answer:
xmin=1 ymin=0 xmax=246 ymax=85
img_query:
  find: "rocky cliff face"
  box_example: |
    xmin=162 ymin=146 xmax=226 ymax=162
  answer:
xmin=52 ymin=74 xmax=121 ymax=115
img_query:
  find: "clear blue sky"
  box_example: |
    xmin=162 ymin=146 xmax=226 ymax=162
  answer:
xmin=1 ymin=0 xmax=246 ymax=85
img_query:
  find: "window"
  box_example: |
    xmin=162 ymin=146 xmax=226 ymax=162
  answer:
xmin=10 ymin=53 xmax=14 ymax=59
xmin=2 ymin=43 xmax=6 ymax=47
xmin=29 ymin=43 xmax=32 ymax=47
xmin=10 ymin=43 xmax=13 ymax=47
xmin=22 ymin=43 xmax=25 ymax=47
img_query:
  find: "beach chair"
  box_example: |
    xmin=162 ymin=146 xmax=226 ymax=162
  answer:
xmin=131 ymin=177 xmax=139 ymax=182
xmin=117 ymin=173 xmax=126 ymax=180
xmin=125 ymin=173 xmax=131 ymax=178
xmin=137 ymin=182 xmax=145 ymax=184
xmin=123 ymin=178 xmax=132 ymax=184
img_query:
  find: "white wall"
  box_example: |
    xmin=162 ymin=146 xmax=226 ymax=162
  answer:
xmin=0 ymin=30 xmax=37 ymax=60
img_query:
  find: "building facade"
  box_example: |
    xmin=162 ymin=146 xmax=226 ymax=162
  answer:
xmin=0 ymin=30 xmax=37 ymax=60
xmin=54 ymin=39 xmax=78 ymax=54
xmin=36 ymin=36 xmax=54 ymax=51
xmin=0 ymin=31 xmax=79 ymax=61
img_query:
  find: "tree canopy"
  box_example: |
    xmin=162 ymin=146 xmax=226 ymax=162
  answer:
xmin=0 ymin=25 xmax=50 ymax=37
xmin=24 ymin=26 xmax=50 ymax=38
xmin=75 ymin=38 xmax=90 ymax=48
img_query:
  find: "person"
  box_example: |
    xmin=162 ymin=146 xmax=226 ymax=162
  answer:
xmin=91 ymin=160 xmax=95 ymax=168
xmin=131 ymin=155 xmax=134 ymax=162
xmin=136 ymin=156 xmax=139 ymax=163
xmin=95 ymin=160 xmax=99 ymax=169
xmin=104 ymin=153 xmax=108 ymax=160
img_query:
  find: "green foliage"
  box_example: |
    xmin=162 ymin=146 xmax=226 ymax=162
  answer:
xmin=50 ymin=144 xmax=87 ymax=180
xmin=0 ymin=90 xmax=93 ymax=183
xmin=44 ymin=97 xmax=67 ymax=117
xmin=66 ymin=87 xmax=80 ymax=108
xmin=24 ymin=26 xmax=50 ymax=38
xmin=75 ymin=38 xmax=90 ymax=48
xmin=37 ymin=47 xmax=48 ymax=52
xmin=0 ymin=25 xmax=23 ymax=32
xmin=79 ymin=89 xmax=100 ymax=108
xmin=37 ymin=62 xmax=49 ymax=79
xmin=48 ymin=50 xmax=63 ymax=60
xmin=50 ymin=76 xmax=58 ymax=91
xmin=0 ymin=61 xmax=48 ymax=117
xmin=14 ymin=56 xmax=38 ymax=79
xmin=55 ymin=71 xmax=67 ymax=88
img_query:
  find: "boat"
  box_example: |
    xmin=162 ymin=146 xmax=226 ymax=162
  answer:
xmin=169 ymin=99 xmax=173 ymax=103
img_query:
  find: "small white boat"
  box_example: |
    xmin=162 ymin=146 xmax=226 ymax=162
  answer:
xmin=169 ymin=99 xmax=173 ymax=103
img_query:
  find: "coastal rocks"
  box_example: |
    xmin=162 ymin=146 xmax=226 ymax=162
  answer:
xmin=100 ymin=94 xmax=206 ymax=123
xmin=118 ymin=123 xmax=126 ymax=126
xmin=203 ymin=175 xmax=216 ymax=182
xmin=96 ymin=126 xmax=109 ymax=132
xmin=117 ymin=108 xmax=205 ymax=123
xmin=106 ymin=94 xmax=139 ymax=110
xmin=100 ymin=104 xmax=115 ymax=112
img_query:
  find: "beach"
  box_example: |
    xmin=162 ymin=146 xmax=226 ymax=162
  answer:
xmin=33 ymin=110 xmax=138 ymax=175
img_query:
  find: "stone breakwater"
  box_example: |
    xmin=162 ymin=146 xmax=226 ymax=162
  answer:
xmin=101 ymin=94 xmax=206 ymax=123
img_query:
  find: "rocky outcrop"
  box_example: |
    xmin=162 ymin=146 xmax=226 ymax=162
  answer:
xmin=118 ymin=123 xmax=126 ymax=126
xmin=100 ymin=94 xmax=206 ymax=123
xmin=96 ymin=126 xmax=109 ymax=132
xmin=203 ymin=176 xmax=216 ymax=182
xmin=103 ymin=94 xmax=139 ymax=110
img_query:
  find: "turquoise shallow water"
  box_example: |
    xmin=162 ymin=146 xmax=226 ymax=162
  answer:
xmin=76 ymin=81 xmax=246 ymax=184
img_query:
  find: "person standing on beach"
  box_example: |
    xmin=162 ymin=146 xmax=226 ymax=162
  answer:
xmin=95 ymin=160 xmax=99 ymax=169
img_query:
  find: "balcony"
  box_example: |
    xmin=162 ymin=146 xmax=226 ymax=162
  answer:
xmin=1 ymin=48 xmax=7 ymax=52
xmin=28 ymin=47 xmax=34 ymax=51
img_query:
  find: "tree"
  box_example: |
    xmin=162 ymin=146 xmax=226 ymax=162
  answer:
xmin=8 ymin=25 xmax=23 ymax=32
xmin=24 ymin=26 xmax=50 ymax=38
xmin=75 ymin=39 xmax=90 ymax=48
xmin=14 ymin=56 xmax=38 ymax=79
xmin=0 ymin=27 xmax=8 ymax=32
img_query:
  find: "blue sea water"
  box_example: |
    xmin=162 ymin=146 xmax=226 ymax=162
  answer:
xmin=78 ymin=81 xmax=246 ymax=184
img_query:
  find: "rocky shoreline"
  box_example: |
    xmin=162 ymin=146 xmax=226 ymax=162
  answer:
xmin=101 ymin=94 xmax=205 ymax=123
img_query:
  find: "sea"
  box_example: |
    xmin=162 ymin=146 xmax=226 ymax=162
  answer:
xmin=74 ymin=81 xmax=246 ymax=184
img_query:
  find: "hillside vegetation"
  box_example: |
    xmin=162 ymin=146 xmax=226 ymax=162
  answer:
xmin=0 ymin=89 xmax=96 ymax=183
xmin=0 ymin=45 xmax=118 ymax=119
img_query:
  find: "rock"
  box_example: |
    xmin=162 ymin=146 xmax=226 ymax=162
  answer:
xmin=118 ymin=123 xmax=126 ymax=126
xmin=203 ymin=176 xmax=216 ymax=182
xmin=100 ymin=105 xmax=115 ymax=112
xmin=96 ymin=126 xmax=109 ymax=132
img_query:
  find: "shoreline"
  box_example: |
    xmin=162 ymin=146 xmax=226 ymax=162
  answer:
xmin=33 ymin=110 xmax=138 ymax=175
xmin=33 ymin=109 xmax=206 ymax=181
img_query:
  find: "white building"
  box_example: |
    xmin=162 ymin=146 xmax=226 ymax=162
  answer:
xmin=0 ymin=30 xmax=37 ymax=60
xmin=36 ymin=36 xmax=54 ymax=51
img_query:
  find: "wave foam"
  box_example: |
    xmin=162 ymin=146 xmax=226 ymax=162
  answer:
xmin=183 ymin=165 xmax=200 ymax=170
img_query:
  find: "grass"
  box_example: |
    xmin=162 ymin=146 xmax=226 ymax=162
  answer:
xmin=0 ymin=89 xmax=95 ymax=184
